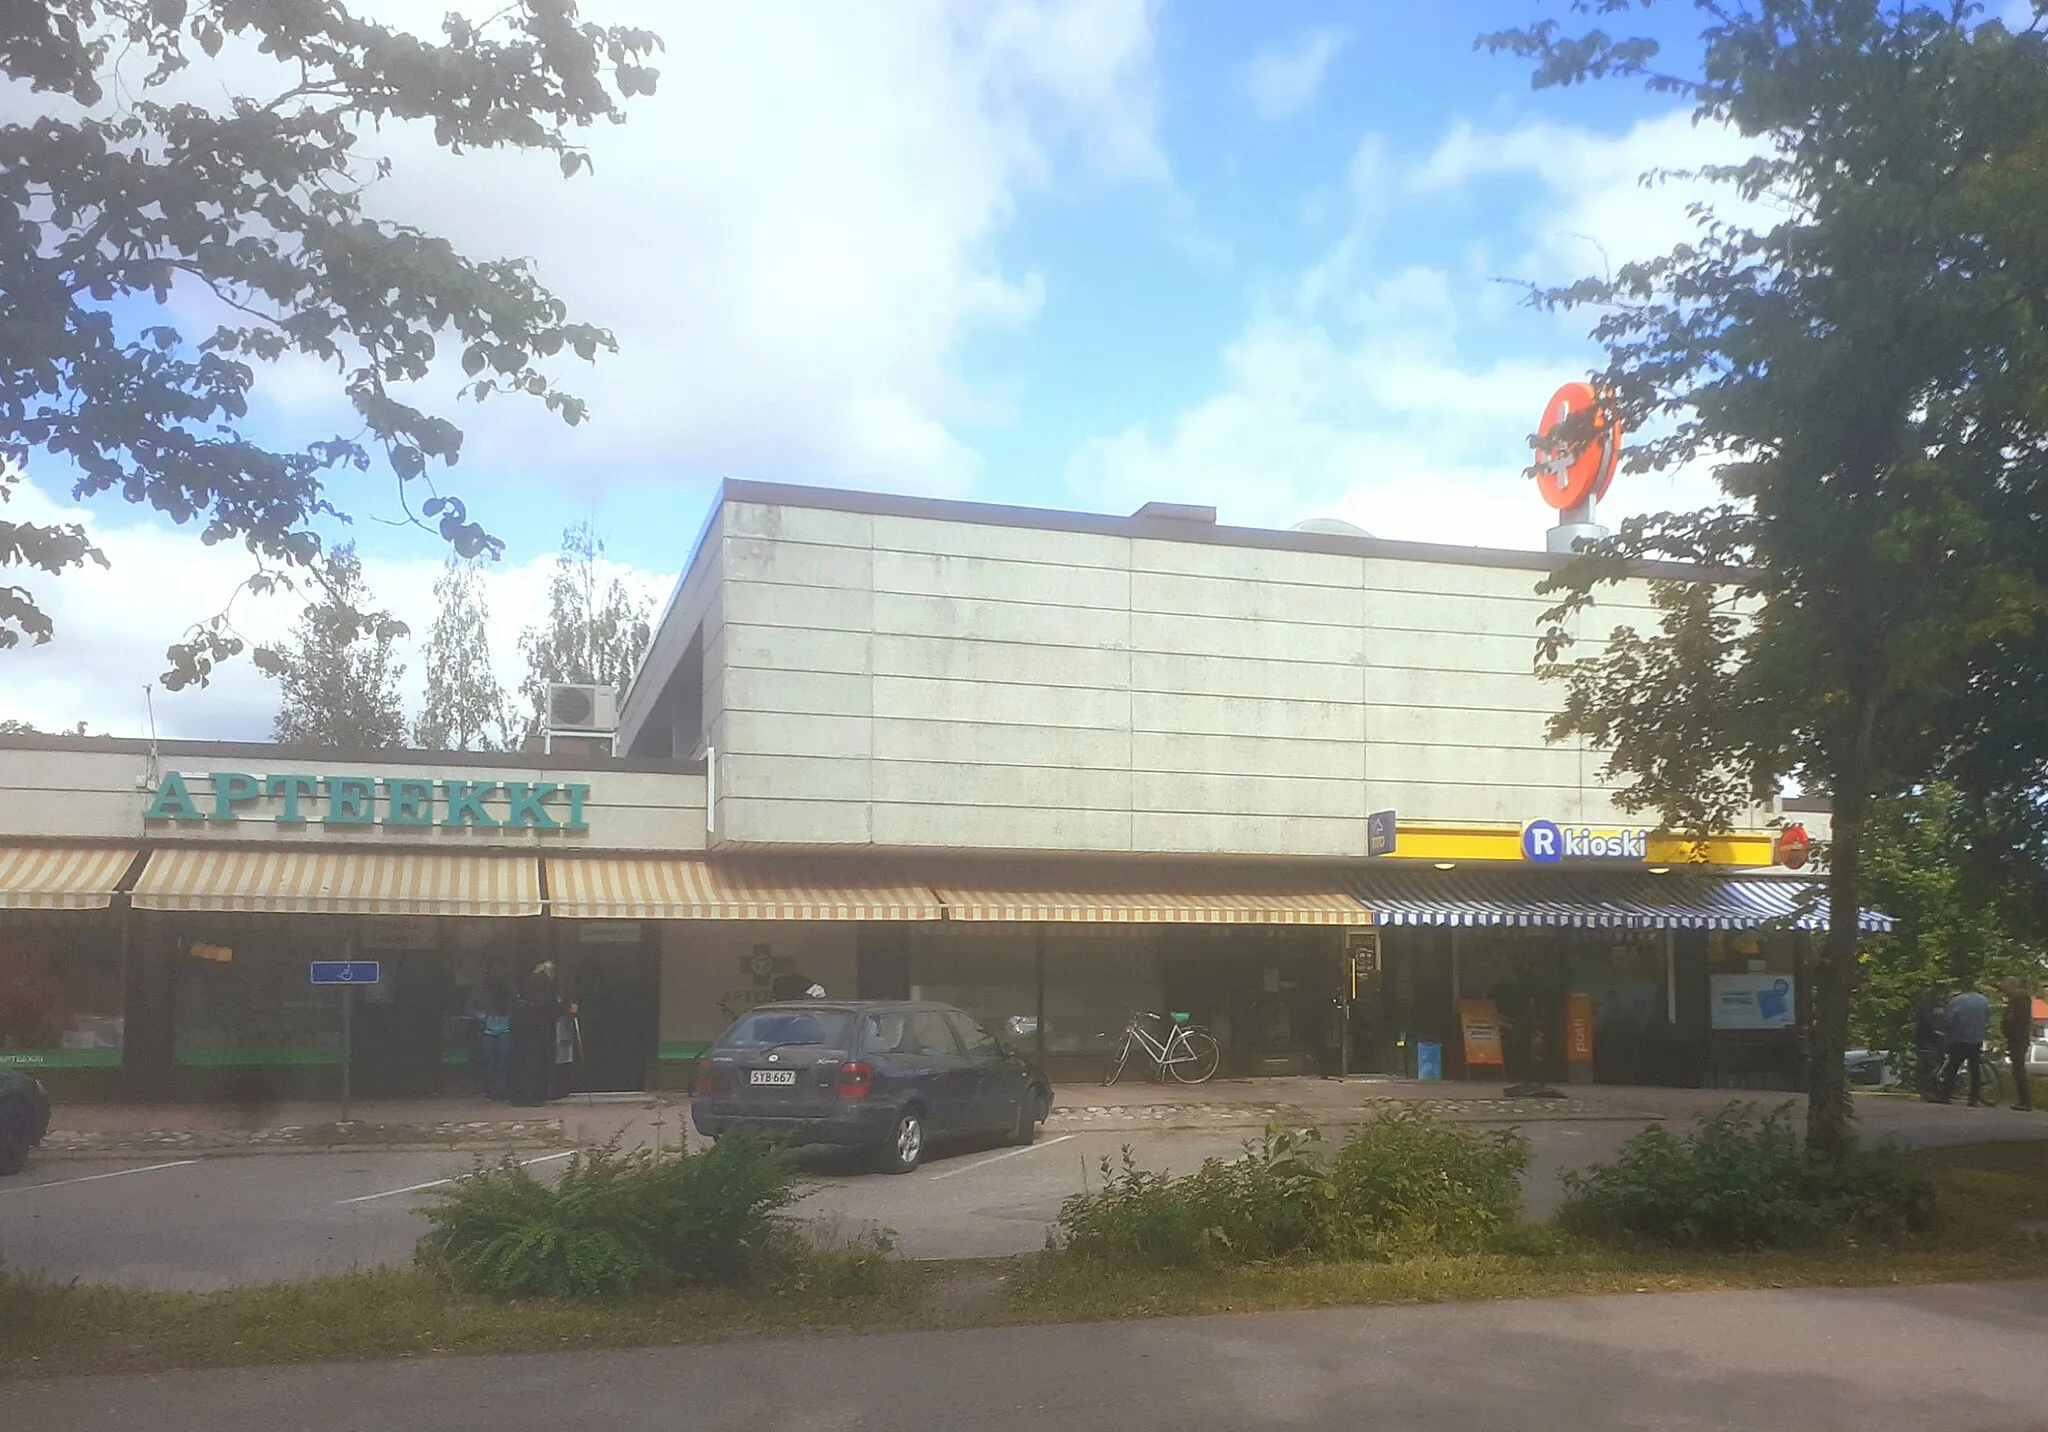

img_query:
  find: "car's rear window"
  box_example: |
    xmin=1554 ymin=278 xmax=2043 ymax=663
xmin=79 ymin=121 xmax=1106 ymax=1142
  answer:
xmin=716 ymin=1009 xmax=852 ymax=1050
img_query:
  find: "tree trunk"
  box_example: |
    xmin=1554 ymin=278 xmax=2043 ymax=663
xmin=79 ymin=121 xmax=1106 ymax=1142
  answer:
xmin=1807 ymin=805 xmax=1863 ymax=1160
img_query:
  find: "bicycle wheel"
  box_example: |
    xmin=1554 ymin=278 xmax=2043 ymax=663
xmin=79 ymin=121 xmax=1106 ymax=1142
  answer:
xmin=1168 ymin=1029 xmax=1221 ymax=1084
xmin=1103 ymin=1032 xmax=1134 ymax=1086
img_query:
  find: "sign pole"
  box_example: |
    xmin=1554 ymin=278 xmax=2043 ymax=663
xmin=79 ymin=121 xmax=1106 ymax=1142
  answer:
xmin=341 ymin=983 xmax=354 ymax=1124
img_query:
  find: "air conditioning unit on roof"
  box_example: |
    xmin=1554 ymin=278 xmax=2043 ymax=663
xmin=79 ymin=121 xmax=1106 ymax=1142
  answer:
xmin=547 ymin=683 xmax=618 ymax=734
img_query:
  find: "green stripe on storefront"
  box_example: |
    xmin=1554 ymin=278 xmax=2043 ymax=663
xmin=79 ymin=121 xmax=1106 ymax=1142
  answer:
xmin=658 ymin=1041 xmax=709 ymax=1063
xmin=173 ymin=1047 xmax=344 ymax=1068
xmin=0 ymin=1049 xmax=123 ymax=1069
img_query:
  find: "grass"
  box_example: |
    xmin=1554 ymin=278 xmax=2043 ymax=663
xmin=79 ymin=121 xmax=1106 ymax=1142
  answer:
xmin=6 ymin=1140 xmax=2046 ymax=1382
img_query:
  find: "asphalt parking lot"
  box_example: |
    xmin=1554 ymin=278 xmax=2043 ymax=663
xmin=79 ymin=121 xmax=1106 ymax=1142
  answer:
xmin=0 ymin=1120 xmax=1656 ymax=1289
xmin=5 ymin=1093 xmax=2042 ymax=1291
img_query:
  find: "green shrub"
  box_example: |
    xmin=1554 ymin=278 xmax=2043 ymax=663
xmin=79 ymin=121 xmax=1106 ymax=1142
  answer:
xmin=1051 ymin=1113 xmax=1532 ymax=1269
xmin=1558 ymin=1102 xmax=1938 ymax=1250
xmin=417 ymin=1137 xmax=799 ymax=1300
xmin=1328 ymin=1109 xmax=1531 ymax=1255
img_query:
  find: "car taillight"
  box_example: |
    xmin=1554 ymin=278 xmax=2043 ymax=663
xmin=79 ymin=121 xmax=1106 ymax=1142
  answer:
xmin=836 ymin=1061 xmax=873 ymax=1098
xmin=694 ymin=1063 xmax=717 ymax=1097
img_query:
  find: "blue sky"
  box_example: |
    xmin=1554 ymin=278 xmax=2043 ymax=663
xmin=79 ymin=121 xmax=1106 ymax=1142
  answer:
xmin=4 ymin=0 xmax=1782 ymax=737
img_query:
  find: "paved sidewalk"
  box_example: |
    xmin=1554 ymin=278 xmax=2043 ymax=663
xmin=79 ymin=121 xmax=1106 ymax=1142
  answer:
xmin=38 ymin=1080 xmax=2046 ymax=1156
xmin=14 ymin=1280 xmax=2047 ymax=1429
xmin=42 ymin=1095 xmax=682 ymax=1157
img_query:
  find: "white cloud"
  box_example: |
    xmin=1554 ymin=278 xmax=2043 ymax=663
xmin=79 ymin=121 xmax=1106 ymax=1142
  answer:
xmin=1067 ymin=110 xmax=1750 ymax=548
xmin=0 ymin=478 xmax=670 ymax=742
xmin=332 ymin=0 xmax=1168 ymax=499
xmin=1407 ymin=109 xmax=1766 ymax=276
xmin=1235 ymin=27 xmax=1350 ymax=122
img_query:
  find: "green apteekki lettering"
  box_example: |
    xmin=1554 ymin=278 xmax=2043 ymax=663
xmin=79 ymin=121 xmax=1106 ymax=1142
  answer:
xmin=142 ymin=773 xmax=592 ymax=831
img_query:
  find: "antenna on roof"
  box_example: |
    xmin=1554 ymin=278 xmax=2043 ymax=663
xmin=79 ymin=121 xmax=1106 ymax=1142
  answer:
xmin=141 ymin=684 xmax=160 ymax=790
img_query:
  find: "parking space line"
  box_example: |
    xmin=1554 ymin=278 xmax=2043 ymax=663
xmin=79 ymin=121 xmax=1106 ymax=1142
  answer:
xmin=0 ymin=1159 xmax=197 ymax=1195
xmin=927 ymin=1134 xmax=1074 ymax=1181
xmin=336 ymin=1150 xmax=577 ymax=1205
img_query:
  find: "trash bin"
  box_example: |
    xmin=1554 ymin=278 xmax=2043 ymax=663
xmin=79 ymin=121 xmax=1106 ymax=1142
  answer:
xmin=1416 ymin=1041 xmax=1443 ymax=1081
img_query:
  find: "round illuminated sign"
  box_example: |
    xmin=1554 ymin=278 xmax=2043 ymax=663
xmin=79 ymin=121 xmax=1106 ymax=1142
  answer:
xmin=1533 ymin=382 xmax=1623 ymax=511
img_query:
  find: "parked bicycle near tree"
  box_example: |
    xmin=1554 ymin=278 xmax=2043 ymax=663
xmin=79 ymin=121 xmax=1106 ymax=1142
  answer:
xmin=1103 ymin=1009 xmax=1221 ymax=1085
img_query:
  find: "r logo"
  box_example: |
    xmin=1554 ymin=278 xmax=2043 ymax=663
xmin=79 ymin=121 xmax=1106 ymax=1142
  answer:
xmin=1521 ymin=820 xmax=1563 ymax=863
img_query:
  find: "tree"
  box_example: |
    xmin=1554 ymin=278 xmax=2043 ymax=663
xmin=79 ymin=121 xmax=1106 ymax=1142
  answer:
xmin=517 ymin=521 xmax=650 ymax=740
xmin=1855 ymin=786 xmax=2048 ymax=1063
xmin=0 ymin=718 xmax=88 ymax=735
xmin=270 ymin=543 xmax=406 ymax=749
xmin=0 ymin=3 xmax=660 ymax=686
xmin=1487 ymin=4 xmax=2048 ymax=1156
xmin=415 ymin=557 xmax=514 ymax=752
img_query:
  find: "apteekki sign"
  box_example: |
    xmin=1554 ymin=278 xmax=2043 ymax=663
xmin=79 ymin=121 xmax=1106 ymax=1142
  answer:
xmin=144 ymin=771 xmax=592 ymax=830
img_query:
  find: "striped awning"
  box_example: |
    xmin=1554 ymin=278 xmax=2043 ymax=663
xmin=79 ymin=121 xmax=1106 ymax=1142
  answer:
xmin=132 ymin=849 xmax=542 ymax=916
xmin=1348 ymin=867 xmax=1892 ymax=933
xmin=929 ymin=864 xmax=1369 ymax=924
xmin=0 ymin=845 xmax=137 ymax=910
xmin=546 ymin=858 xmax=945 ymax=920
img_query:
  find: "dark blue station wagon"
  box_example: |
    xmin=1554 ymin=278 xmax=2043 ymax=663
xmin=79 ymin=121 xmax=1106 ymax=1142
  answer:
xmin=692 ymin=1000 xmax=1053 ymax=1173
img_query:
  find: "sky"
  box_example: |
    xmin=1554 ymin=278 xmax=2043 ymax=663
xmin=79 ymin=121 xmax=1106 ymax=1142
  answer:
xmin=15 ymin=0 xmax=2026 ymax=741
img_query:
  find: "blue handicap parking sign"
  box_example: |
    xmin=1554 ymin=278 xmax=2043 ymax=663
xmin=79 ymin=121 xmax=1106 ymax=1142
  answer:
xmin=309 ymin=960 xmax=382 ymax=985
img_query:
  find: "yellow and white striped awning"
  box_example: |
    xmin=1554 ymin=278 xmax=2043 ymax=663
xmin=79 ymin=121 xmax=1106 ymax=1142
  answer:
xmin=132 ymin=849 xmax=542 ymax=916
xmin=929 ymin=864 xmax=1369 ymax=924
xmin=546 ymin=858 xmax=944 ymax=921
xmin=0 ymin=845 xmax=138 ymax=910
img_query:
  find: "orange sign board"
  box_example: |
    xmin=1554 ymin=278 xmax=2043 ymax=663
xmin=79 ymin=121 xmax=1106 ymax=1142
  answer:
xmin=1458 ymin=1000 xmax=1505 ymax=1068
xmin=1566 ymin=991 xmax=1595 ymax=1065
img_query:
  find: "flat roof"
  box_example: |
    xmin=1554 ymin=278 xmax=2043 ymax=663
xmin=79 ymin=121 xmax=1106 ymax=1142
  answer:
xmin=0 ymin=732 xmax=702 ymax=775
xmin=716 ymin=477 xmax=1734 ymax=579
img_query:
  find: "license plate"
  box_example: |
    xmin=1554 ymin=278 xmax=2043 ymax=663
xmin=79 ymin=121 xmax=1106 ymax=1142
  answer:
xmin=749 ymin=1069 xmax=797 ymax=1086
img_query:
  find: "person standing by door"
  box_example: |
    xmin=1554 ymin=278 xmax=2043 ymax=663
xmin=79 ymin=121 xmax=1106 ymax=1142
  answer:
xmin=1937 ymin=984 xmax=1992 ymax=1107
xmin=509 ymin=962 xmax=559 ymax=1107
xmin=2001 ymin=980 xmax=2035 ymax=1112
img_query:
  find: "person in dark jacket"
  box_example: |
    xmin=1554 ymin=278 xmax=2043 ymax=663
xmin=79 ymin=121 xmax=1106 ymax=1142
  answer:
xmin=2002 ymin=981 xmax=2036 ymax=1113
xmin=508 ymin=962 xmax=559 ymax=1107
xmin=1912 ymin=987 xmax=1946 ymax=1102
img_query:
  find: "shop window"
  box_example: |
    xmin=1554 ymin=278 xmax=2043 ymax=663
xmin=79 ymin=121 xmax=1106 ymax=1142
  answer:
xmin=897 ymin=924 xmax=1038 ymax=1046
xmin=1042 ymin=927 xmax=1162 ymax=1056
xmin=0 ymin=914 xmax=123 ymax=1069
xmin=1708 ymin=931 xmax=1795 ymax=975
xmin=171 ymin=916 xmax=345 ymax=1066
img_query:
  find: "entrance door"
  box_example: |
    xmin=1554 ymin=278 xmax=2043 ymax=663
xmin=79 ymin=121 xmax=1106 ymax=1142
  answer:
xmin=568 ymin=938 xmax=656 ymax=1092
xmin=349 ymin=951 xmax=448 ymax=1098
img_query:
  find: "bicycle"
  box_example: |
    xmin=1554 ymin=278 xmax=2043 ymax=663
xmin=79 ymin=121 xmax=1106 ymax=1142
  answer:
xmin=1102 ymin=1010 xmax=1221 ymax=1085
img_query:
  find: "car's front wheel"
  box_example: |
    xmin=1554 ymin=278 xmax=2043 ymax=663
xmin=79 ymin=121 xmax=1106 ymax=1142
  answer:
xmin=879 ymin=1108 xmax=926 ymax=1174
xmin=0 ymin=1134 xmax=27 ymax=1177
xmin=1009 ymin=1088 xmax=1046 ymax=1146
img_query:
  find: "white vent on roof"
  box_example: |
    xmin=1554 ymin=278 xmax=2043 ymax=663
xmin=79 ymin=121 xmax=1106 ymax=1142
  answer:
xmin=1293 ymin=517 xmax=1373 ymax=539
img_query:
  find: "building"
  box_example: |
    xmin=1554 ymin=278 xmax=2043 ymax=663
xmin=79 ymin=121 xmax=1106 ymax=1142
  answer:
xmin=0 ymin=480 xmax=1880 ymax=1100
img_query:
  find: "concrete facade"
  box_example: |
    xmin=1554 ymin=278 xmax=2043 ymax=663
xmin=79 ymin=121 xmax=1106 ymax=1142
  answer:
xmin=620 ymin=482 xmax=1770 ymax=859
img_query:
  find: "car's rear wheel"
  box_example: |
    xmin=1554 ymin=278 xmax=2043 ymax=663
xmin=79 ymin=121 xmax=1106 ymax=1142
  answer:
xmin=880 ymin=1108 xmax=926 ymax=1174
xmin=0 ymin=1099 xmax=32 ymax=1176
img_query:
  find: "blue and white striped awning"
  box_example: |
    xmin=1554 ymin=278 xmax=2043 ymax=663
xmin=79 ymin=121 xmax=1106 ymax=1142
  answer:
xmin=1347 ymin=868 xmax=1893 ymax=933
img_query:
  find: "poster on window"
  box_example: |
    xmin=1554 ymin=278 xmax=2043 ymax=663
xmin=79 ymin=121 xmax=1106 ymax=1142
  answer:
xmin=1458 ymin=999 xmax=1505 ymax=1067
xmin=1710 ymin=973 xmax=1797 ymax=1030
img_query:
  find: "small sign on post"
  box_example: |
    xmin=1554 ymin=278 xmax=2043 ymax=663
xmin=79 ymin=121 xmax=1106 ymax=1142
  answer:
xmin=1366 ymin=810 xmax=1397 ymax=857
xmin=310 ymin=961 xmax=381 ymax=1123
